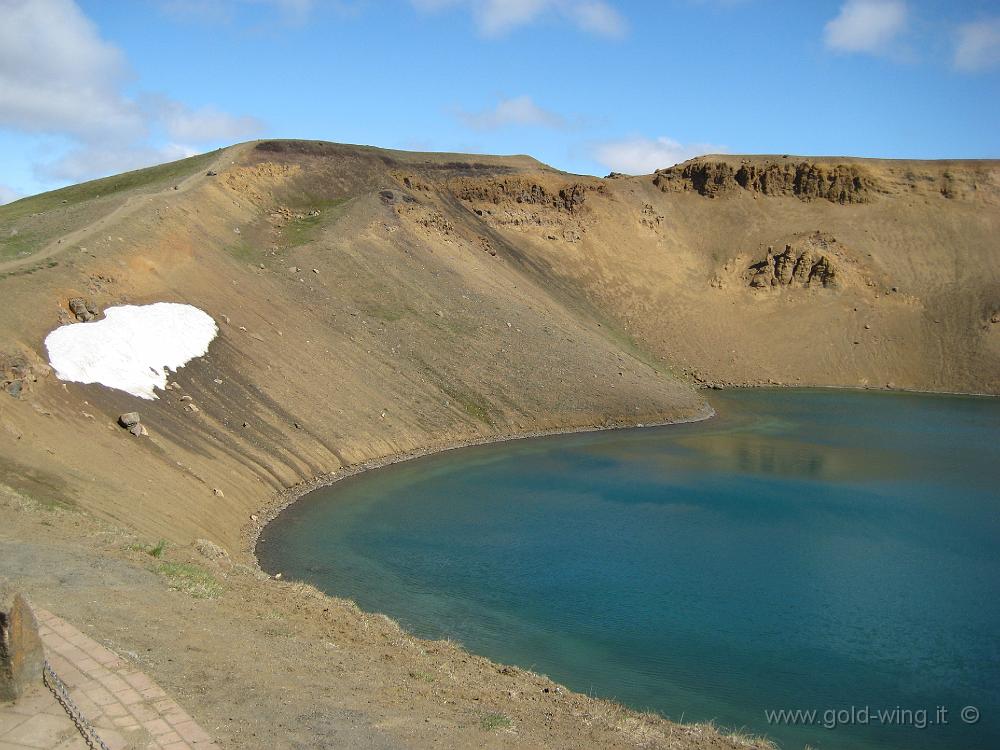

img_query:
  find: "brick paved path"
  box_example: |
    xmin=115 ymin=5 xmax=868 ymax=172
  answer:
xmin=0 ymin=609 xmax=217 ymax=750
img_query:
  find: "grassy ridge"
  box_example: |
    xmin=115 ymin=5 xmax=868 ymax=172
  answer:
xmin=0 ymin=150 xmax=219 ymax=261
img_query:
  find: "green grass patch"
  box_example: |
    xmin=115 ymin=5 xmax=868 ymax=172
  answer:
xmin=157 ymin=562 xmax=223 ymax=599
xmin=361 ymin=302 xmax=407 ymax=322
xmin=0 ymin=227 xmax=45 ymax=260
xmin=0 ymin=260 xmax=58 ymax=279
xmin=126 ymin=539 xmax=167 ymax=558
xmin=223 ymin=197 xmax=351 ymax=265
xmin=0 ymin=150 xmax=219 ymax=261
xmin=479 ymin=712 xmax=513 ymax=732
xmin=441 ymin=385 xmax=495 ymax=427
xmin=224 ymin=236 xmax=258 ymax=262
xmin=281 ymin=198 xmax=351 ymax=248
xmin=0 ymin=151 xmax=219 ymax=221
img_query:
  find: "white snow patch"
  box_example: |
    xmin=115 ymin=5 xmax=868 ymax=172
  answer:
xmin=45 ymin=303 xmax=218 ymax=400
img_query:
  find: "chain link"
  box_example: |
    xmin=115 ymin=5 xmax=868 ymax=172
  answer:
xmin=42 ymin=659 xmax=112 ymax=750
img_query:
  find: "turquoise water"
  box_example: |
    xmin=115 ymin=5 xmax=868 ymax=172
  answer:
xmin=258 ymin=389 xmax=1000 ymax=750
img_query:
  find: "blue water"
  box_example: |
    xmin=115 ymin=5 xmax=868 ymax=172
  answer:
xmin=258 ymin=389 xmax=1000 ymax=749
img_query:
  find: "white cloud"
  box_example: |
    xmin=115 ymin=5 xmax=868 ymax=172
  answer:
xmin=258 ymin=0 xmax=315 ymax=21
xmin=824 ymin=0 xmax=907 ymax=55
xmin=144 ymin=96 xmax=265 ymax=142
xmin=410 ymin=0 xmax=627 ymax=38
xmin=160 ymin=0 xmax=318 ymax=26
xmin=573 ymin=1 xmax=626 ymax=37
xmin=0 ymin=0 xmax=264 ymax=186
xmin=36 ymin=143 xmax=201 ymax=183
xmin=458 ymin=96 xmax=568 ymax=130
xmin=592 ymin=136 xmax=726 ymax=175
xmin=476 ymin=0 xmax=548 ymax=35
xmin=0 ymin=0 xmax=142 ymax=139
xmin=0 ymin=185 xmax=22 ymax=205
xmin=954 ymin=18 xmax=1000 ymax=72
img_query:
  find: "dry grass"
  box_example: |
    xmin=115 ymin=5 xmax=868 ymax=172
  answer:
xmin=157 ymin=562 xmax=223 ymax=599
xmin=479 ymin=711 xmax=514 ymax=732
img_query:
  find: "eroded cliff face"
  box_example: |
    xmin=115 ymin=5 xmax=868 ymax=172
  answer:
xmin=741 ymin=233 xmax=851 ymax=290
xmin=451 ymin=176 xmax=603 ymax=214
xmin=447 ymin=175 xmax=607 ymax=242
xmin=653 ymin=159 xmax=879 ymax=203
xmin=748 ymin=244 xmax=837 ymax=289
xmin=706 ymin=232 xmax=890 ymax=300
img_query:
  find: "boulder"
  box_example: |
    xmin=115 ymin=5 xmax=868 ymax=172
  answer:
xmin=118 ymin=412 xmax=141 ymax=428
xmin=0 ymin=584 xmax=45 ymax=702
xmin=194 ymin=539 xmax=230 ymax=562
xmin=0 ymin=350 xmax=49 ymax=400
xmin=68 ymin=297 xmax=97 ymax=322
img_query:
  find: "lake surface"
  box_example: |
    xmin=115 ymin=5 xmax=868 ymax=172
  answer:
xmin=258 ymin=389 xmax=1000 ymax=750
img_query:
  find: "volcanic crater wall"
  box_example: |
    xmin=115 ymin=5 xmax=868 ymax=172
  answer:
xmin=653 ymin=159 xmax=879 ymax=203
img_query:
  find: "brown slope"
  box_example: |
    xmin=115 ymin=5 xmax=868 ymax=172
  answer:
xmin=1 ymin=141 xmax=997 ymax=750
xmin=451 ymin=154 xmax=1000 ymax=393
xmin=0 ymin=140 xmax=704 ymax=552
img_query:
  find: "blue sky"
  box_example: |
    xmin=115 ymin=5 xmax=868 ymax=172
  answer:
xmin=1 ymin=0 xmax=999 ymax=202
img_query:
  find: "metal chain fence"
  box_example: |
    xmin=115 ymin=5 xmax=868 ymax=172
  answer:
xmin=42 ymin=659 xmax=112 ymax=750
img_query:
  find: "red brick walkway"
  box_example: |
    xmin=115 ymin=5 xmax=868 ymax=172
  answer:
xmin=0 ymin=609 xmax=218 ymax=750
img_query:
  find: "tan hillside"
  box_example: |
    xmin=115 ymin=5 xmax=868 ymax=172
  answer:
xmin=456 ymin=153 xmax=1000 ymax=393
xmin=1 ymin=140 xmax=998 ymax=750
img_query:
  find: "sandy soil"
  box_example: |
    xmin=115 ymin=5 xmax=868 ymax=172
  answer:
xmin=1 ymin=140 xmax=998 ymax=748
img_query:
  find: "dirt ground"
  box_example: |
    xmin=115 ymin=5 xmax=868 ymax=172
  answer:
xmin=1 ymin=141 xmax=997 ymax=748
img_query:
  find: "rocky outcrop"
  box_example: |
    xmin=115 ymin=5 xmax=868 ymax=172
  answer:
xmin=747 ymin=242 xmax=838 ymax=289
xmin=398 ymin=174 xmax=433 ymax=192
xmin=654 ymin=159 xmax=880 ymax=204
xmin=395 ymin=199 xmax=456 ymax=237
xmin=640 ymin=203 xmax=663 ymax=229
xmin=448 ymin=177 xmax=605 ymax=241
xmin=379 ymin=189 xmax=416 ymax=205
xmin=0 ymin=350 xmax=49 ymax=399
xmin=68 ymin=297 xmax=99 ymax=322
xmin=452 ymin=177 xmax=604 ymax=215
xmin=195 ymin=539 xmax=230 ymax=562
